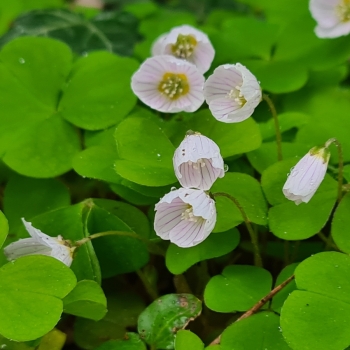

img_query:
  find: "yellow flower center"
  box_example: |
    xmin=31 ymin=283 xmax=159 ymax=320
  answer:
xmin=158 ymin=73 xmax=189 ymax=100
xmin=181 ymin=205 xmax=199 ymax=222
xmin=172 ymin=34 xmax=197 ymax=59
xmin=337 ymin=0 xmax=350 ymax=22
xmin=228 ymin=85 xmax=246 ymax=106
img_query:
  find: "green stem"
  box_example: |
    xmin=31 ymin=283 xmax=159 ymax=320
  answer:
xmin=263 ymin=93 xmax=282 ymax=161
xmin=75 ymin=230 xmax=165 ymax=256
xmin=213 ymin=192 xmax=262 ymax=267
xmin=317 ymin=231 xmax=339 ymax=251
xmin=136 ymin=269 xmax=158 ymax=300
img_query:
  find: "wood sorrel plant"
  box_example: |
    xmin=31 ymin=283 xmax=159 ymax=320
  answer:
xmin=1 ymin=1 xmax=350 ymax=349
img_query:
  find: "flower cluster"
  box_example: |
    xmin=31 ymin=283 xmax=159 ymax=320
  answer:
xmin=154 ymin=132 xmax=225 ymax=247
xmin=131 ymin=25 xmax=261 ymax=122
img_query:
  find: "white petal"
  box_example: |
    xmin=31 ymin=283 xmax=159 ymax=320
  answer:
xmin=4 ymin=238 xmax=52 ymax=260
xmin=283 ymin=148 xmax=329 ymax=204
xmin=315 ymin=22 xmax=350 ymax=38
xmin=131 ymin=55 xmax=205 ymax=113
xmin=160 ymin=25 xmax=215 ymax=73
xmin=51 ymin=245 xmax=73 ymax=267
xmin=169 ymin=219 xmax=206 ymax=247
xmin=21 ymin=218 xmax=57 ymax=248
xmin=151 ymin=33 xmax=168 ymax=56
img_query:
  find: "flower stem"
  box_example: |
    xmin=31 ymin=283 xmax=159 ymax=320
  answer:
xmin=75 ymin=230 xmax=165 ymax=256
xmin=209 ymin=274 xmax=295 ymax=345
xmin=263 ymin=93 xmax=282 ymax=161
xmin=317 ymin=231 xmax=340 ymax=251
xmin=325 ymin=138 xmax=344 ymax=203
xmin=213 ymin=192 xmax=262 ymax=267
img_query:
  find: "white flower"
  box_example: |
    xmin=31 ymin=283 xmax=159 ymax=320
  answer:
xmin=310 ymin=0 xmax=350 ymax=38
xmin=173 ymin=132 xmax=225 ymax=190
xmin=203 ymin=63 xmax=261 ymax=123
xmin=154 ymin=188 xmax=216 ymax=248
xmin=131 ymin=55 xmax=205 ymax=113
xmin=151 ymin=25 xmax=215 ymax=73
xmin=4 ymin=218 xmax=75 ymax=266
xmin=283 ymin=146 xmax=330 ymax=205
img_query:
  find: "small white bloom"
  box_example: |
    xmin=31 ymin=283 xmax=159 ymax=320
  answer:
xmin=310 ymin=0 xmax=350 ymax=38
xmin=131 ymin=55 xmax=205 ymax=113
xmin=151 ymin=25 xmax=215 ymax=74
xmin=203 ymin=63 xmax=261 ymax=123
xmin=154 ymin=188 xmax=216 ymax=248
xmin=173 ymin=132 xmax=225 ymax=190
xmin=4 ymin=218 xmax=75 ymax=266
xmin=283 ymin=146 xmax=330 ymax=205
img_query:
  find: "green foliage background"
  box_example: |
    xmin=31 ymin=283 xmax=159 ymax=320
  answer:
xmin=0 ymin=0 xmax=350 ymax=349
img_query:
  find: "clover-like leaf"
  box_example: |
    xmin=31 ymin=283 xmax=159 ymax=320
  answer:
xmin=138 ymin=294 xmax=202 ymax=349
xmin=0 ymin=255 xmax=76 ymax=341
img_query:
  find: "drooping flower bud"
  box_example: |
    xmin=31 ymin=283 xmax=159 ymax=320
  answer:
xmin=154 ymin=188 xmax=216 ymax=247
xmin=283 ymin=146 xmax=330 ymax=205
xmin=173 ymin=132 xmax=224 ymax=190
xmin=4 ymin=218 xmax=75 ymax=266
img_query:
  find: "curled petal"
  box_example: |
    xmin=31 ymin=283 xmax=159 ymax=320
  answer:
xmin=173 ymin=133 xmax=224 ymax=190
xmin=154 ymin=188 xmax=216 ymax=247
xmin=204 ymin=63 xmax=261 ymax=123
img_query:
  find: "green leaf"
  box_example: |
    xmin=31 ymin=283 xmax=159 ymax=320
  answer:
xmin=204 ymin=265 xmax=272 ymax=312
xmin=261 ymin=158 xmax=301 ymax=206
xmin=74 ymin=292 xmax=145 ymax=349
xmin=187 ymin=110 xmax=261 ymax=158
xmin=332 ymin=192 xmax=350 ymax=253
xmin=63 ymin=280 xmax=107 ymax=321
xmin=29 ymin=203 xmax=101 ymax=283
xmin=0 ymin=211 xmax=9 ymax=250
xmin=247 ymin=142 xmax=310 ymax=174
xmin=268 ymin=175 xmax=337 ymax=240
xmin=0 ymin=37 xmax=81 ymax=177
xmin=73 ymin=146 xmax=121 ymax=183
xmin=59 ymin=52 xmax=138 ymax=130
xmin=114 ymin=117 xmax=176 ymax=186
xmin=138 ymin=294 xmax=202 ymax=349
xmin=244 ymin=59 xmax=308 ymax=94
xmin=0 ymin=255 xmax=76 ymax=341
xmin=123 ymin=1 xmax=158 ymax=19
xmin=175 ymin=330 xmax=204 ymax=350
xmin=281 ymin=252 xmax=350 ymax=350
xmin=86 ymin=199 xmax=149 ymax=277
xmin=259 ymin=112 xmax=310 ymax=141
xmin=285 ymin=87 xmax=350 ymax=163
xmin=3 ymin=175 xmax=70 ymax=232
xmin=37 ymin=329 xmax=66 ymax=350
xmin=166 ymin=229 xmax=240 ymax=275
xmin=0 ymin=9 xmax=140 ymax=57
xmin=211 ymin=172 xmax=268 ymax=232
xmin=270 ymin=263 xmax=298 ymax=313
xmin=95 ymin=333 xmax=147 ymax=350
xmin=220 ymin=312 xmax=290 ymax=350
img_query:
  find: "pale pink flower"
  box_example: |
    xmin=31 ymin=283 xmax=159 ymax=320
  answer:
xmin=203 ymin=63 xmax=261 ymax=123
xmin=310 ymin=0 xmax=350 ymax=38
xmin=151 ymin=25 xmax=215 ymax=73
xmin=4 ymin=218 xmax=75 ymax=266
xmin=283 ymin=146 xmax=330 ymax=205
xmin=173 ymin=132 xmax=224 ymax=190
xmin=131 ymin=55 xmax=205 ymax=113
xmin=154 ymin=188 xmax=216 ymax=248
